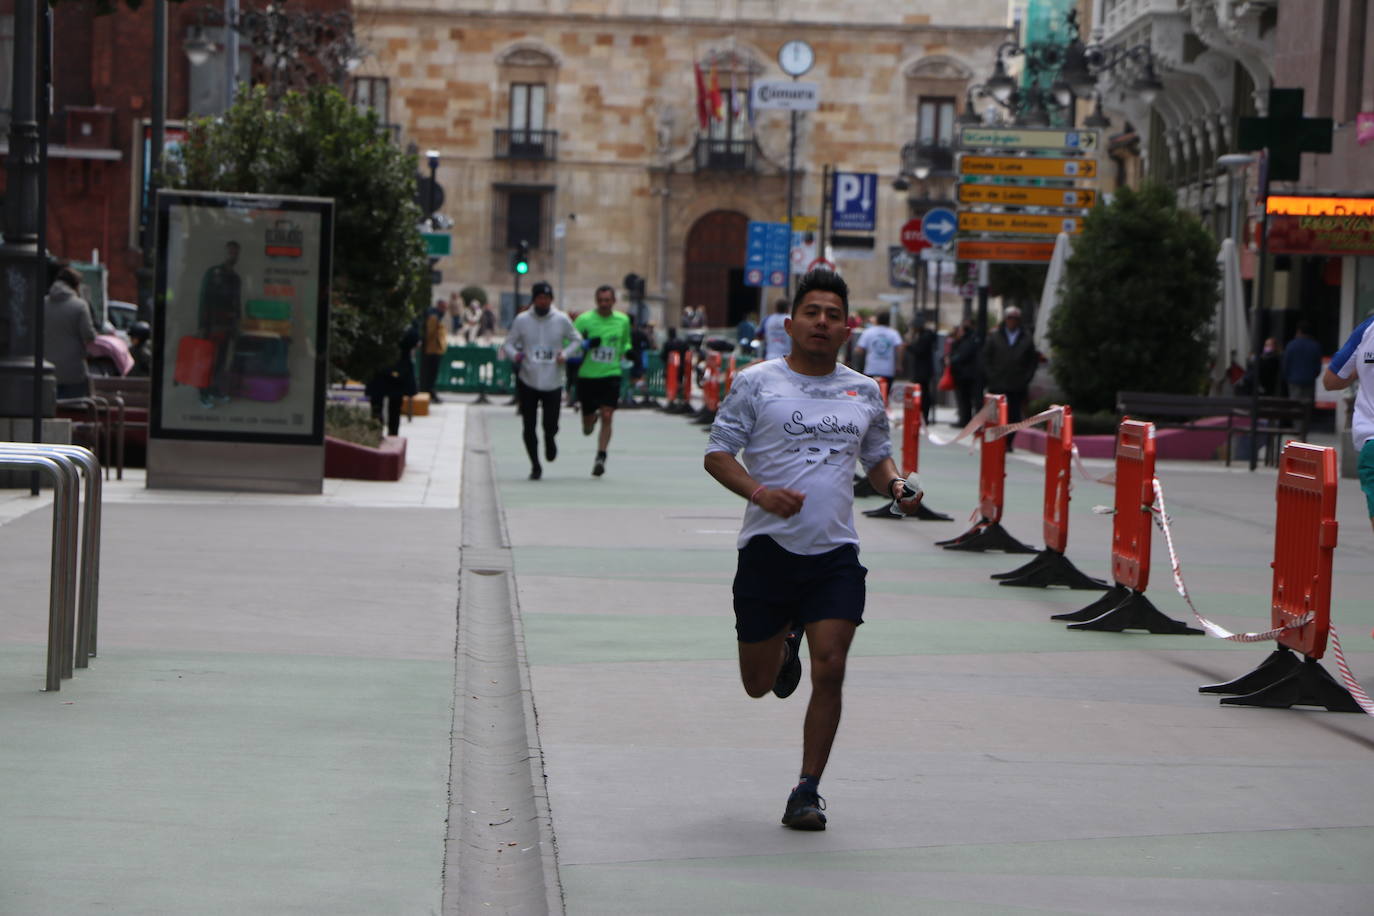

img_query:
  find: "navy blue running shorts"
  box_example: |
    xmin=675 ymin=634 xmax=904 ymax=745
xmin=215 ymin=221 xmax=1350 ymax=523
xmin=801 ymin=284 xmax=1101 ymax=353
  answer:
xmin=732 ymin=535 xmax=867 ymax=643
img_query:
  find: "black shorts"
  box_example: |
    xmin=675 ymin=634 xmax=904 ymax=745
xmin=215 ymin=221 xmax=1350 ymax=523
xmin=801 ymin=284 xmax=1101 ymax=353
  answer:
xmin=577 ymin=376 xmax=622 ymax=416
xmin=732 ymin=535 xmax=866 ymax=643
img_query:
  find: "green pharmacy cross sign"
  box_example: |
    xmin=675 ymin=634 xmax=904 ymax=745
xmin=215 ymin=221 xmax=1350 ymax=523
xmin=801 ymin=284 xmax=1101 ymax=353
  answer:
xmin=1238 ymin=88 xmax=1333 ymax=182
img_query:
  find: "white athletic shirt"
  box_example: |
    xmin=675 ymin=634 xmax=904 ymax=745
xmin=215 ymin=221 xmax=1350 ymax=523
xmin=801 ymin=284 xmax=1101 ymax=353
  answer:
xmin=856 ymin=325 xmax=903 ymax=379
xmin=500 ymin=307 xmax=582 ymax=392
xmin=1330 ymin=315 xmax=1374 ymax=448
xmin=761 ymin=313 xmax=793 ymax=359
xmin=706 ymin=358 xmax=892 ymax=555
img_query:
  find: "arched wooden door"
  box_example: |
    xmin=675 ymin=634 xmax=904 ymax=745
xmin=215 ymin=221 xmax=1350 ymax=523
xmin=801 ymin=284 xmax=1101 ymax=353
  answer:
xmin=682 ymin=210 xmax=757 ymax=327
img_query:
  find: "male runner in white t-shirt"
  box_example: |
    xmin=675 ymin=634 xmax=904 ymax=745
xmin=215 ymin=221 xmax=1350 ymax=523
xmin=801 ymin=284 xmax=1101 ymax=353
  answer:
xmin=853 ymin=310 xmax=904 ymax=392
xmin=704 ymin=269 xmax=924 ymax=831
xmin=1323 ymin=314 xmax=1374 ymax=534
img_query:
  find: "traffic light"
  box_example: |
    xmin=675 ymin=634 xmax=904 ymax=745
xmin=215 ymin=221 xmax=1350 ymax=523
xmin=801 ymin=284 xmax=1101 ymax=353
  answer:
xmin=511 ymin=240 xmax=530 ymax=276
xmin=623 ymin=272 xmax=646 ymax=300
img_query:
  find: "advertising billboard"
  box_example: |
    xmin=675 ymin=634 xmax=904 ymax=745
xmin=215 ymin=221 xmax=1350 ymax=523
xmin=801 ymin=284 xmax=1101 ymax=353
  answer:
xmin=151 ymin=190 xmax=333 ymax=446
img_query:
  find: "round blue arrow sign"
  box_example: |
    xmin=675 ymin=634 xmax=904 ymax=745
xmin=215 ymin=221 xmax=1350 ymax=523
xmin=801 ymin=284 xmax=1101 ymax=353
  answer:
xmin=921 ymin=208 xmax=957 ymax=247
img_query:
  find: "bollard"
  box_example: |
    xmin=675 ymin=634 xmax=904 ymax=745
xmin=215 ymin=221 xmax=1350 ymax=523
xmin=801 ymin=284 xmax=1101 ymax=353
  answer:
xmin=693 ymin=351 xmax=721 ymax=425
xmin=665 ymin=351 xmax=680 ymax=405
xmin=863 ymin=384 xmax=951 ymax=521
xmin=1200 ymin=443 xmax=1363 ymax=711
xmin=1054 ymin=419 xmax=1200 ymax=633
xmin=991 ymin=406 xmax=1108 ymax=589
xmin=876 ymin=376 xmax=889 ymax=407
xmin=936 ymin=394 xmax=1035 ymax=552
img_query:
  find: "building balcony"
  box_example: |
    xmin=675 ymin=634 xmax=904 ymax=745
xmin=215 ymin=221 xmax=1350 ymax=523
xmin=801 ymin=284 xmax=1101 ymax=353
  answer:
xmin=493 ymin=129 xmax=559 ymax=161
xmin=694 ymin=136 xmax=757 ymax=172
xmin=899 ymin=141 xmax=956 ymax=178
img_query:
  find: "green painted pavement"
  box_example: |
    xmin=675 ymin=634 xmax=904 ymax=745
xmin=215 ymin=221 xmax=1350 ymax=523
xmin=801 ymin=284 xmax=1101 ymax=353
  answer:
xmin=521 ymin=612 xmax=1256 ymax=666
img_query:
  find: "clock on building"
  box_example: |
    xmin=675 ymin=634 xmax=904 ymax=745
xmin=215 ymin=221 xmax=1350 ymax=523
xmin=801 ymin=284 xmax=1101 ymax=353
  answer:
xmin=778 ymin=40 xmax=814 ymax=78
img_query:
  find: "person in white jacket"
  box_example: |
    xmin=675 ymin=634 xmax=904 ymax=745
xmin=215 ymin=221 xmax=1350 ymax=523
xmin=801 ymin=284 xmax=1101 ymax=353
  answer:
xmin=501 ymin=282 xmax=583 ymax=479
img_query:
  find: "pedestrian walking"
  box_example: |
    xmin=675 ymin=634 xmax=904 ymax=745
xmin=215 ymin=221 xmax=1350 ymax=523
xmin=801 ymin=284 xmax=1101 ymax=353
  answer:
xmin=420 ymin=299 xmax=448 ymax=404
xmin=703 ymin=268 xmax=925 ymax=831
xmin=1282 ymin=321 xmax=1323 ymax=403
xmin=366 ymin=320 xmax=420 ymax=438
xmin=44 ymin=265 xmax=97 ymax=399
xmin=1322 ymin=314 xmax=1374 ymax=536
xmin=852 ymin=311 xmax=903 ymax=399
xmin=573 ymin=285 xmax=633 ymax=477
xmin=906 ymin=319 xmax=937 ymax=423
xmin=981 ymin=306 xmax=1037 ymax=449
xmin=948 ymin=319 xmax=981 ymax=427
xmin=501 ymin=281 xmax=582 ymax=480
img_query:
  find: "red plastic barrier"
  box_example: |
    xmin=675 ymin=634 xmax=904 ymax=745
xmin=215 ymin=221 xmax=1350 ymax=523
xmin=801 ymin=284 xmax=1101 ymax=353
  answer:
xmin=1042 ymin=406 xmax=1073 ymax=555
xmin=1272 ymin=443 xmax=1338 ymax=660
xmin=682 ymin=350 xmax=693 ymax=402
xmin=703 ymin=351 xmax=721 ymax=412
xmin=665 ymin=351 xmax=680 ymax=402
xmin=1110 ymin=420 xmax=1156 ymax=592
xmin=976 ymin=394 xmax=1009 ymax=523
xmin=877 ymin=376 xmax=889 ymax=407
xmin=725 ymin=354 xmax=737 ymax=395
xmin=901 ymin=384 xmax=921 ymax=476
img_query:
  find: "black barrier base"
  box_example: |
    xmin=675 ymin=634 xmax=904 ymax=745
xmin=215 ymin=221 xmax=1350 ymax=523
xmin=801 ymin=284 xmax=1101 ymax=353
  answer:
xmin=1199 ymin=647 xmax=1301 ymax=695
xmin=853 ymin=475 xmax=879 ymax=498
xmin=1052 ymin=584 xmax=1129 ymax=621
xmin=937 ymin=520 xmax=1037 ymax=554
xmin=992 ymin=548 xmax=1110 ymax=590
xmin=1064 ymin=588 xmax=1203 ymax=635
xmin=911 ymin=501 xmax=954 ymax=522
xmin=1206 ymin=649 xmax=1363 ymax=712
xmin=692 ymin=409 xmax=716 ymax=425
xmin=662 ymin=400 xmax=692 ymax=415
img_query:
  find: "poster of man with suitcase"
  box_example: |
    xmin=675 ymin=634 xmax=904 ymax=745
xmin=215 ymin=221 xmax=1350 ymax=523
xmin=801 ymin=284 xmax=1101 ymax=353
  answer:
xmin=152 ymin=191 xmax=333 ymax=460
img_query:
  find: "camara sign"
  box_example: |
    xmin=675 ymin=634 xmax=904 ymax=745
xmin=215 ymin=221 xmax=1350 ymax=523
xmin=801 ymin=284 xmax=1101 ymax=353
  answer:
xmin=751 ymin=80 xmax=820 ymax=112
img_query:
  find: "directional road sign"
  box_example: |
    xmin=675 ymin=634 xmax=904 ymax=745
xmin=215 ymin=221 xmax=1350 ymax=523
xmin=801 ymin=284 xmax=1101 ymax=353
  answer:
xmin=958 ymin=185 xmax=1097 ymax=209
xmin=832 ymin=172 xmax=877 ymax=232
xmin=959 ymin=212 xmax=1082 ymax=236
xmin=745 ymin=220 xmax=792 ymax=287
xmin=955 ymin=239 xmax=1056 ymax=263
xmin=958 ymin=126 xmax=1099 ymax=152
xmin=920 ymin=207 xmax=957 ymax=246
xmin=959 ymin=155 xmax=1097 ymax=179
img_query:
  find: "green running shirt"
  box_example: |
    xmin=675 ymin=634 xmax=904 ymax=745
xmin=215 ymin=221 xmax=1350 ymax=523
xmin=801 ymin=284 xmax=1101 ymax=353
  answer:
xmin=574 ymin=310 xmax=633 ymax=379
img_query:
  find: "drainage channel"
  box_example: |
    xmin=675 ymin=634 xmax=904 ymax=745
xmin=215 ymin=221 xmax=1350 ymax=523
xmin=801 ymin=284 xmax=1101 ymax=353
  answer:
xmin=443 ymin=411 xmax=563 ymax=915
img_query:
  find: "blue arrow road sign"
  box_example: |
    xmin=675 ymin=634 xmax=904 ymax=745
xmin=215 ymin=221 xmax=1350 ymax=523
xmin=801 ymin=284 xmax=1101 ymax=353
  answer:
xmin=745 ymin=221 xmax=792 ymax=287
xmin=921 ymin=207 xmax=957 ymax=247
xmin=832 ymin=172 xmax=877 ymax=232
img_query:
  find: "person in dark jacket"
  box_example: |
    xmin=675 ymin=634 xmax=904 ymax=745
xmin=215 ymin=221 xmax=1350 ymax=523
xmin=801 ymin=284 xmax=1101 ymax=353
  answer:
xmin=948 ymin=319 xmax=981 ymax=427
xmin=1282 ymin=321 xmax=1323 ymax=403
xmin=44 ymin=266 xmax=98 ymax=399
xmin=906 ymin=320 xmax=937 ymax=423
xmin=366 ymin=320 xmax=421 ymax=437
xmin=982 ymin=306 xmax=1038 ymax=449
xmin=127 ymin=321 xmax=153 ymax=377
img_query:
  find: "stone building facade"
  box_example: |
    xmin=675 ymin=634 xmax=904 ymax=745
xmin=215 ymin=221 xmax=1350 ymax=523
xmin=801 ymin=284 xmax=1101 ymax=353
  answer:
xmin=353 ymin=0 xmax=1009 ymax=327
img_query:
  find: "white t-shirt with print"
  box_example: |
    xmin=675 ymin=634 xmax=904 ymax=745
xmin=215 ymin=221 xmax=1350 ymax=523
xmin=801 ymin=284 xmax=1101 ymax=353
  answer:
xmin=1330 ymin=315 xmax=1374 ymax=449
xmin=706 ymin=358 xmax=892 ymax=555
xmin=856 ymin=325 xmax=903 ymax=379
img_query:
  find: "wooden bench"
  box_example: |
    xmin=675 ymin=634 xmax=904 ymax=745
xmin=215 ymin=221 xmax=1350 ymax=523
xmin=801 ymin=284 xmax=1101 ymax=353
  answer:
xmin=1116 ymin=391 xmax=1310 ymax=467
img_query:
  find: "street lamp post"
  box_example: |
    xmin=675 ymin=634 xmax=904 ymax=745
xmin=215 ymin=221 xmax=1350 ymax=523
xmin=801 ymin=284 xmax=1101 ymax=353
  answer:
xmin=425 ymin=149 xmax=440 ymax=225
xmin=1216 ymin=152 xmax=1254 ymax=246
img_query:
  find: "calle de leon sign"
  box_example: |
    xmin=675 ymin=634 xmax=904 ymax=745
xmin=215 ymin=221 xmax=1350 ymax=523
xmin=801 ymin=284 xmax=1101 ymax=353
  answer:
xmin=1265 ymin=195 xmax=1374 ymax=257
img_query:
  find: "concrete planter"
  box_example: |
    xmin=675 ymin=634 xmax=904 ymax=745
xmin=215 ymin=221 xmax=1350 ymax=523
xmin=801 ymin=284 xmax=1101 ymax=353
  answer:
xmin=324 ymin=435 xmax=406 ymax=481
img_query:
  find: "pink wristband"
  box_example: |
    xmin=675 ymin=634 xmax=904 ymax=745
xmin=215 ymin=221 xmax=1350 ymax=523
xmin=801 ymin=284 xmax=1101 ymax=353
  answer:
xmin=749 ymin=485 xmax=766 ymax=504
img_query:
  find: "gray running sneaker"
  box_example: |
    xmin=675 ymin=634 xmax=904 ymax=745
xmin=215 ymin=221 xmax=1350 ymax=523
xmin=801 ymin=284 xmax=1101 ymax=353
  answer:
xmin=781 ymin=788 xmax=826 ymax=830
xmin=772 ymin=629 xmax=803 ymax=699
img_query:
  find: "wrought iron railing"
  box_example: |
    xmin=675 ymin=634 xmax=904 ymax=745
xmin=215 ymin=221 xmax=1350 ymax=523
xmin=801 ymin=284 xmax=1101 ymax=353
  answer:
xmin=694 ymin=136 xmax=756 ymax=171
xmin=494 ymin=128 xmax=558 ymax=161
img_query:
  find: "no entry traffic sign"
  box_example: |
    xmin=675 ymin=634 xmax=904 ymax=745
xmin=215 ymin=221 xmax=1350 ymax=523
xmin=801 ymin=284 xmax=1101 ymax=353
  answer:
xmin=900 ymin=219 xmax=930 ymax=253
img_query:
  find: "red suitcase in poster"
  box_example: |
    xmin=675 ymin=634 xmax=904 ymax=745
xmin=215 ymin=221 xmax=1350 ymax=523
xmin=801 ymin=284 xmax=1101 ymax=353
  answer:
xmin=174 ymin=336 xmax=215 ymax=388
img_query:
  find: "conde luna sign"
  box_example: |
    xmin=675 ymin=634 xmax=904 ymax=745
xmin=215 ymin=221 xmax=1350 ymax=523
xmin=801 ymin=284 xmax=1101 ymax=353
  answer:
xmin=751 ymin=80 xmax=820 ymax=112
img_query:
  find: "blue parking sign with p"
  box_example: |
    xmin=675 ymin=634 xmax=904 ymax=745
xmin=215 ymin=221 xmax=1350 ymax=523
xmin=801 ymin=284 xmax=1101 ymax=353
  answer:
xmin=832 ymin=172 xmax=877 ymax=232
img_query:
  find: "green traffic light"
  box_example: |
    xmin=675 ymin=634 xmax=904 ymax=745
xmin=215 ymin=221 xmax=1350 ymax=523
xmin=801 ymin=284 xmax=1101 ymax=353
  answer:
xmin=515 ymin=262 xmax=529 ymax=275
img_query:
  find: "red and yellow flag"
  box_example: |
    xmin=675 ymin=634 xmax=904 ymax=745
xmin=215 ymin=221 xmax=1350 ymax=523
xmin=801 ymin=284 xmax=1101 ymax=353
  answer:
xmin=708 ymin=63 xmax=724 ymax=121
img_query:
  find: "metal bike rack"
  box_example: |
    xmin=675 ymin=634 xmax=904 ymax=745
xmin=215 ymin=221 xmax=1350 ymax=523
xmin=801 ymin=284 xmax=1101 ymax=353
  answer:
xmin=1 ymin=443 xmax=100 ymax=691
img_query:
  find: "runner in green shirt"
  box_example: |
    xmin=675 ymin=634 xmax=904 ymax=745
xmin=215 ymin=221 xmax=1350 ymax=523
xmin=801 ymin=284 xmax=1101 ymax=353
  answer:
xmin=573 ymin=285 xmax=633 ymax=477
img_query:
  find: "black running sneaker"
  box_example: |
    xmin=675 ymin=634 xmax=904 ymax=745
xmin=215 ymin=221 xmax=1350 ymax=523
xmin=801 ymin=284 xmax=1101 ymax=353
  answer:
xmin=592 ymin=452 xmax=606 ymax=477
xmin=772 ymin=629 xmax=803 ymax=699
xmin=781 ymin=788 xmax=826 ymax=830
xmin=529 ymin=465 xmax=542 ymax=480
xmin=545 ymin=439 xmax=557 ymax=462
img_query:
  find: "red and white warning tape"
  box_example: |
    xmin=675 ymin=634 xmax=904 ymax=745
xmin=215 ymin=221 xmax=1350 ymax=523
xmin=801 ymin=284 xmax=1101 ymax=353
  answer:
xmin=925 ymin=400 xmax=998 ymax=448
xmin=982 ymin=405 xmax=1063 ymax=443
xmin=1071 ymin=444 xmax=1116 ymax=486
xmin=1151 ymin=476 xmax=1374 ymax=716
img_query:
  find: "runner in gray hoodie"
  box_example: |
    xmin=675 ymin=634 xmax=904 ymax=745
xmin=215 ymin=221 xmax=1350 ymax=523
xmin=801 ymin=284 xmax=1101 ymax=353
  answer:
xmin=501 ymin=281 xmax=583 ymax=479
